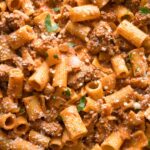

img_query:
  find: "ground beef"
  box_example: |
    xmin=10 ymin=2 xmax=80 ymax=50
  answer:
xmin=125 ymin=0 xmax=141 ymax=13
xmin=0 ymin=36 xmax=13 ymax=62
xmin=133 ymin=4 xmax=150 ymax=27
xmin=100 ymin=5 xmax=117 ymax=22
xmin=87 ymin=21 xmax=119 ymax=55
xmin=32 ymin=120 xmax=63 ymax=137
xmin=5 ymin=11 xmax=26 ymax=31
xmin=0 ymin=12 xmax=10 ymax=33
xmin=0 ymin=64 xmax=13 ymax=81
xmin=115 ymin=34 xmax=134 ymax=51
xmin=68 ymin=63 xmax=102 ymax=89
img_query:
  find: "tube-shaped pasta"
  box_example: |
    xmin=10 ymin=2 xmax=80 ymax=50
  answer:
xmin=124 ymin=131 xmax=148 ymax=149
xmin=60 ymin=105 xmax=87 ymax=140
xmin=34 ymin=12 xmax=49 ymax=25
xmin=144 ymin=107 xmax=150 ymax=121
xmin=85 ymin=80 xmax=104 ymax=100
xmin=129 ymin=48 xmax=148 ymax=77
xmin=140 ymin=0 xmax=148 ymax=6
xmin=28 ymin=62 xmax=49 ymax=91
xmin=111 ymin=55 xmax=129 ymax=78
xmin=6 ymin=0 xmax=22 ymax=11
xmin=0 ymin=113 xmax=16 ymax=130
xmin=101 ymin=131 xmax=124 ymax=150
xmin=76 ymin=0 xmax=90 ymax=5
xmin=46 ymin=47 xmax=61 ymax=67
xmin=104 ymin=85 xmax=134 ymax=108
xmin=91 ymin=144 xmax=102 ymax=150
xmin=14 ymin=116 xmax=29 ymax=135
xmin=101 ymin=74 xmax=116 ymax=93
xmin=115 ymin=5 xmax=134 ymax=22
xmin=8 ymin=25 xmax=35 ymax=50
xmin=23 ymin=96 xmax=45 ymax=121
xmin=83 ymin=97 xmax=100 ymax=112
xmin=62 ymin=130 xmax=78 ymax=147
xmin=92 ymin=0 xmax=110 ymax=8
xmin=29 ymin=130 xmax=51 ymax=148
xmin=10 ymin=137 xmax=44 ymax=150
xmin=0 ymin=1 xmax=6 ymax=12
xmin=7 ymin=68 xmax=24 ymax=98
xmin=66 ymin=21 xmax=91 ymax=41
xmin=49 ymin=138 xmax=63 ymax=150
xmin=1 ymin=97 xmax=19 ymax=113
xmin=22 ymin=0 xmax=34 ymax=15
xmin=117 ymin=20 xmax=148 ymax=47
xmin=53 ymin=56 xmax=68 ymax=87
xmin=0 ymin=130 xmax=12 ymax=150
xmin=69 ymin=5 xmax=100 ymax=22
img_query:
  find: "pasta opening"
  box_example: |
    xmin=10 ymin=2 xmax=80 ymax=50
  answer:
xmin=102 ymin=145 xmax=114 ymax=150
xmin=5 ymin=116 xmax=14 ymax=126
xmin=11 ymin=0 xmax=20 ymax=9
xmin=121 ymin=15 xmax=132 ymax=21
xmin=119 ymin=72 xmax=127 ymax=77
xmin=66 ymin=141 xmax=75 ymax=146
xmin=16 ymin=124 xmax=27 ymax=132
xmin=51 ymin=145 xmax=61 ymax=149
xmin=88 ymin=82 xmax=99 ymax=89
xmin=26 ymin=26 xmax=34 ymax=35
xmin=30 ymin=81 xmax=41 ymax=90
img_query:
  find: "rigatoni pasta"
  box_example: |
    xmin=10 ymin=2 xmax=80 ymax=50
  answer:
xmin=28 ymin=62 xmax=49 ymax=91
xmin=111 ymin=54 xmax=129 ymax=78
xmin=14 ymin=116 xmax=29 ymax=135
xmin=104 ymin=85 xmax=134 ymax=108
xmin=60 ymin=105 xmax=87 ymax=140
xmin=66 ymin=21 xmax=91 ymax=41
xmin=85 ymin=80 xmax=104 ymax=100
xmin=0 ymin=113 xmax=16 ymax=130
xmin=29 ymin=130 xmax=50 ymax=148
xmin=23 ymin=96 xmax=44 ymax=121
xmin=69 ymin=5 xmax=100 ymax=22
xmin=8 ymin=25 xmax=35 ymax=50
xmin=7 ymin=68 xmax=24 ymax=98
xmin=6 ymin=0 xmax=22 ymax=11
xmin=117 ymin=20 xmax=148 ymax=47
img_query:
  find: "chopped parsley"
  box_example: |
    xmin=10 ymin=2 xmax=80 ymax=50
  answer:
xmin=77 ymin=96 xmax=86 ymax=112
xmin=53 ymin=54 xmax=59 ymax=59
xmin=44 ymin=52 xmax=48 ymax=58
xmin=64 ymin=89 xmax=71 ymax=97
xmin=67 ymin=42 xmax=76 ymax=48
xmin=140 ymin=7 xmax=150 ymax=14
xmin=53 ymin=7 xmax=60 ymax=12
xmin=147 ymin=140 xmax=150 ymax=148
xmin=19 ymin=107 xmax=25 ymax=114
xmin=45 ymin=14 xmax=59 ymax=32
xmin=128 ymin=53 xmax=132 ymax=61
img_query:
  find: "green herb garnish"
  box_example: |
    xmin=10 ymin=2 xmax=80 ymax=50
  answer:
xmin=19 ymin=107 xmax=25 ymax=114
xmin=129 ymin=53 xmax=132 ymax=60
xmin=53 ymin=54 xmax=59 ymax=59
xmin=77 ymin=96 xmax=86 ymax=112
xmin=67 ymin=42 xmax=76 ymax=48
xmin=53 ymin=7 xmax=60 ymax=12
xmin=64 ymin=89 xmax=71 ymax=97
xmin=44 ymin=52 xmax=48 ymax=58
xmin=147 ymin=140 xmax=150 ymax=148
xmin=140 ymin=7 xmax=150 ymax=14
xmin=45 ymin=14 xmax=59 ymax=32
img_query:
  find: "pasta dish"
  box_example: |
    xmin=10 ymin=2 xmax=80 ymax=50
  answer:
xmin=0 ymin=0 xmax=150 ymax=149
